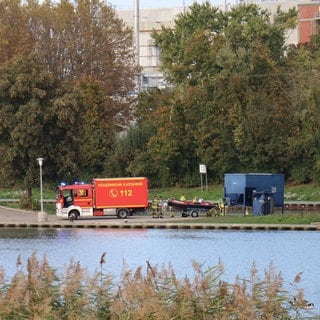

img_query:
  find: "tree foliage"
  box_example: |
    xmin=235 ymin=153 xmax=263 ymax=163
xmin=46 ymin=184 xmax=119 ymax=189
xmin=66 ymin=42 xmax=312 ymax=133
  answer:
xmin=2 ymin=0 xmax=320 ymax=189
xmin=129 ymin=2 xmax=301 ymax=186
xmin=0 ymin=54 xmax=57 ymax=193
xmin=26 ymin=0 xmax=137 ymax=96
xmin=0 ymin=0 xmax=138 ymax=192
xmin=285 ymin=37 xmax=320 ymax=183
xmin=113 ymin=1 xmax=320 ymax=187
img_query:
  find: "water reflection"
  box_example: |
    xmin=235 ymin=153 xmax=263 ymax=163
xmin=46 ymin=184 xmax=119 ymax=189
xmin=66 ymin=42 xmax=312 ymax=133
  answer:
xmin=0 ymin=227 xmax=58 ymax=239
xmin=0 ymin=227 xmax=320 ymax=315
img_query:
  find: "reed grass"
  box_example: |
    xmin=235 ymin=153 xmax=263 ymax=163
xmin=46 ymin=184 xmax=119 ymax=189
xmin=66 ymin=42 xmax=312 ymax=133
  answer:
xmin=0 ymin=253 xmax=317 ymax=319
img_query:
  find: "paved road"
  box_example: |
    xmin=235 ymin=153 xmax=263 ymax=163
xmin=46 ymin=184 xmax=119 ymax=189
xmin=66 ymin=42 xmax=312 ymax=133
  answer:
xmin=1 ymin=206 xmax=319 ymax=231
xmin=0 ymin=206 xmax=175 ymax=225
xmin=0 ymin=206 xmax=39 ymax=224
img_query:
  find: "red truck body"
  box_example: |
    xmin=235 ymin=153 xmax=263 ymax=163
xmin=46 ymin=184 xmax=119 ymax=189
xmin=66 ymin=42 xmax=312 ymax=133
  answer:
xmin=56 ymin=177 xmax=149 ymax=220
xmin=94 ymin=177 xmax=148 ymax=209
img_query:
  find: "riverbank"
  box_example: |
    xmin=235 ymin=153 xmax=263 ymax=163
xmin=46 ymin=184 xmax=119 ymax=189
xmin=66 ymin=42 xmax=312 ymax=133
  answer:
xmin=1 ymin=206 xmax=320 ymax=231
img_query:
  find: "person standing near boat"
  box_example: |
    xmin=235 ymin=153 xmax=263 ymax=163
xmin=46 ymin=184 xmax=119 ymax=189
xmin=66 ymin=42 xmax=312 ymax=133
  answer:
xmin=158 ymin=196 xmax=164 ymax=218
xmin=152 ymin=196 xmax=160 ymax=218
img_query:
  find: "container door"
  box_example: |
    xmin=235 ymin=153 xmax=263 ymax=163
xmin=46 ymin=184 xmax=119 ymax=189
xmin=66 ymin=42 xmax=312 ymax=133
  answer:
xmin=253 ymin=194 xmax=265 ymax=216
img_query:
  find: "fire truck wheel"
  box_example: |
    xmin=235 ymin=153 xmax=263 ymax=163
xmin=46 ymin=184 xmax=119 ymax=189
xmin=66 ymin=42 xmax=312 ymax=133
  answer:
xmin=117 ymin=209 xmax=129 ymax=219
xmin=191 ymin=210 xmax=199 ymax=218
xmin=69 ymin=211 xmax=78 ymax=221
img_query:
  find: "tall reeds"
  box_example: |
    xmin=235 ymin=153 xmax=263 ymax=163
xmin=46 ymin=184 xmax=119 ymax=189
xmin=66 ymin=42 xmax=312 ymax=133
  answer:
xmin=0 ymin=253 xmax=316 ymax=319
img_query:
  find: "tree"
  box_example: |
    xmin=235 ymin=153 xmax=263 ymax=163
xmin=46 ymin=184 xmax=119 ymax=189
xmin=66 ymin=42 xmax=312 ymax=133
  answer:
xmin=0 ymin=0 xmax=35 ymax=63
xmin=107 ymin=89 xmax=173 ymax=185
xmin=26 ymin=0 xmax=138 ymax=122
xmin=284 ymin=37 xmax=320 ymax=183
xmin=29 ymin=0 xmax=139 ymax=177
xmin=0 ymin=54 xmax=58 ymax=195
xmin=75 ymin=79 xmax=118 ymax=178
xmin=149 ymin=2 xmax=298 ymax=183
xmin=0 ymin=0 xmax=139 ymax=188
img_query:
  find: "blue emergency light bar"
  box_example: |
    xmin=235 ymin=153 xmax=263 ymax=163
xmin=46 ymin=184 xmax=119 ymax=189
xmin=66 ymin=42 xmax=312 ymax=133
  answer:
xmin=74 ymin=181 xmax=86 ymax=185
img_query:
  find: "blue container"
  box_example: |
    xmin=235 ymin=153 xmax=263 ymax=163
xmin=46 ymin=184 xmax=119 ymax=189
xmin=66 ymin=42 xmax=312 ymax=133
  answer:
xmin=224 ymin=173 xmax=284 ymax=208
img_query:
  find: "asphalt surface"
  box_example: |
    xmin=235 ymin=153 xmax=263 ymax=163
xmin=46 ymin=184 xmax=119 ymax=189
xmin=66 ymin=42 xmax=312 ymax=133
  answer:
xmin=0 ymin=206 xmax=178 ymax=225
xmin=1 ymin=206 xmax=320 ymax=231
xmin=0 ymin=206 xmax=39 ymax=224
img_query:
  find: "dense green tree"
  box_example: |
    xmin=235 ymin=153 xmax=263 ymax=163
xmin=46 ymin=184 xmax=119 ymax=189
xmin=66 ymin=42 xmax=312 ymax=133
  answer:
xmin=128 ymin=89 xmax=200 ymax=186
xmin=47 ymin=83 xmax=83 ymax=182
xmin=284 ymin=37 xmax=320 ymax=183
xmin=107 ymin=89 xmax=171 ymax=185
xmin=25 ymin=0 xmax=138 ymax=139
xmin=0 ymin=0 xmax=35 ymax=63
xmin=0 ymin=0 xmax=138 ymax=188
xmin=2 ymin=0 xmax=319 ymax=188
xmin=75 ymin=79 xmax=118 ymax=178
xmin=0 ymin=55 xmax=58 ymax=195
xmin=106 ymin=123 xmax=155 ymax=178
xmin=218 ymin=5 xmax=297 ymax=176
xmin=149 ymin=2 xmax=298 ymax=184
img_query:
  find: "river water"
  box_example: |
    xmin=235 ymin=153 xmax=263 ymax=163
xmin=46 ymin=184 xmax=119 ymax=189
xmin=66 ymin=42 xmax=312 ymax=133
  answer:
xmin=1 ymin=227 xmax=320 ymax=315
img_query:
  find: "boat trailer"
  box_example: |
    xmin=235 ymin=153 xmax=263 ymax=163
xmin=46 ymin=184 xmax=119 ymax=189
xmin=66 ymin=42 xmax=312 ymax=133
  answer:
xmin=167 ymin=198 xmax=221 ymax=217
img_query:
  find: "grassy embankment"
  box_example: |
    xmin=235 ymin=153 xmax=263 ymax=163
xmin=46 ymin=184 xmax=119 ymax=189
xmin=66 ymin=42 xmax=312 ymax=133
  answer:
xmin=1 ymin=183 xmax=320 ymax=224
xmin=150 ymin=183 xmax=320 ymax=224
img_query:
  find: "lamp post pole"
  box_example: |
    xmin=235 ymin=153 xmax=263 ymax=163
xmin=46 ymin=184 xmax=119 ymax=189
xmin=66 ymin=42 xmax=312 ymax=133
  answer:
xmin=37 ymin=157 xmax=44 ymax=212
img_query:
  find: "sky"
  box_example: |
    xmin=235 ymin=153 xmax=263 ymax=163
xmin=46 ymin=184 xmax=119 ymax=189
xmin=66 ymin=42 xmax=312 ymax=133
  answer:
xmin=108 ymin=0 xmax=225 ymax=10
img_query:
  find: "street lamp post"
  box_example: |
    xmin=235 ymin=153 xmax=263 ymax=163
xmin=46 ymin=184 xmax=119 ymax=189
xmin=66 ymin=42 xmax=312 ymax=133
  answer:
xmin=37 ymin=157 xmax=44 ymax=213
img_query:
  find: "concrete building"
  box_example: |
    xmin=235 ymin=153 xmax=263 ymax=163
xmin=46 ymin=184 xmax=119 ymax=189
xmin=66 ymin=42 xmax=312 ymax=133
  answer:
xmin=117 ymin=7 xmax=183 ymax=89
xmin=116 ymin=1 xmax=320 ymax=89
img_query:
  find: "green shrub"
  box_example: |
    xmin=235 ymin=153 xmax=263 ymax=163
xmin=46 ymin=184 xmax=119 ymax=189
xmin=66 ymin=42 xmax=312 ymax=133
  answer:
xmin=19 ymin=196 xmax=40 ymax=210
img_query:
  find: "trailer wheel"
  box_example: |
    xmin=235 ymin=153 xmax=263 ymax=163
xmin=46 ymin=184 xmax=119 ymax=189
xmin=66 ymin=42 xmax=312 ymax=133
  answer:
xmin=69 ymin=210 xmax=79 ymax=221
xmin=191 ymin=210 xmax=198 ymax=218
xmin=117 ymin=208 xmax=129 ymax=219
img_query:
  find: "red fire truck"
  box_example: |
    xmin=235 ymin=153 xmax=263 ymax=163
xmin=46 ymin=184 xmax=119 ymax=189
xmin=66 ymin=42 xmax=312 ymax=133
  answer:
xmin=56 ymin=177 xmax=149 ymax=220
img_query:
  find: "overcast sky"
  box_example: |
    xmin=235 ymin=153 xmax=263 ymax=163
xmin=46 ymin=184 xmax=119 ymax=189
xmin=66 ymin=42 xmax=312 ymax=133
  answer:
xmin=108 ymin=0 xmax=225 ymax=10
